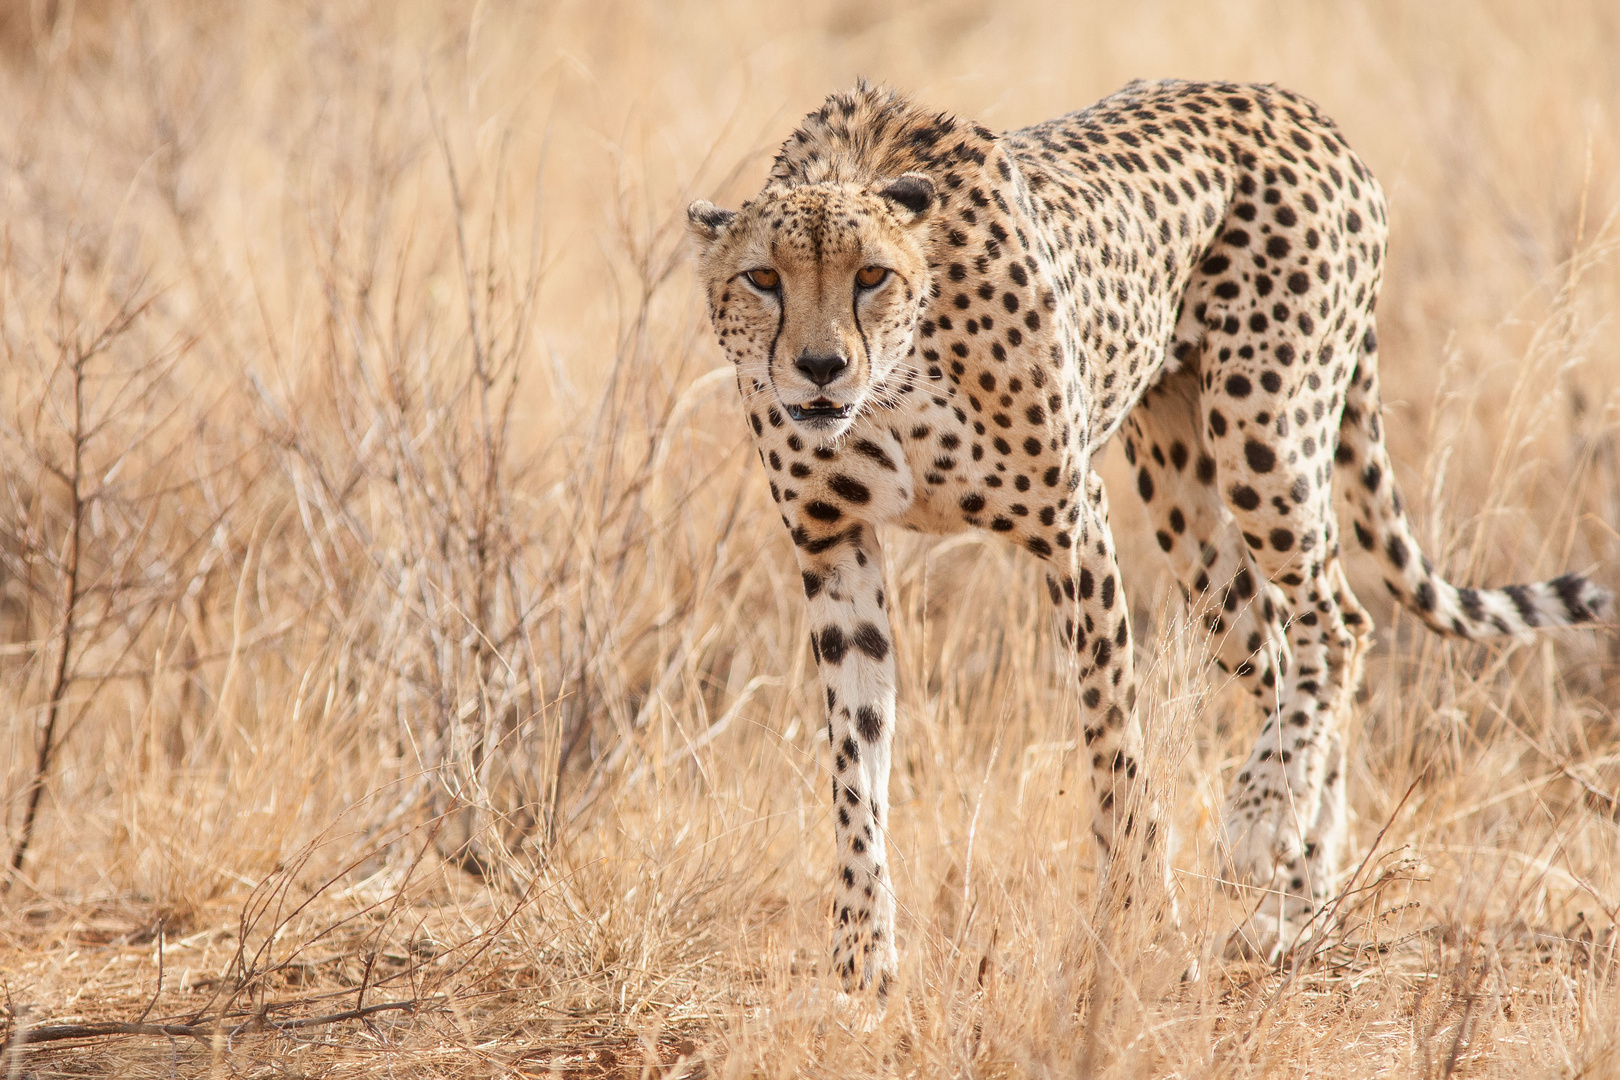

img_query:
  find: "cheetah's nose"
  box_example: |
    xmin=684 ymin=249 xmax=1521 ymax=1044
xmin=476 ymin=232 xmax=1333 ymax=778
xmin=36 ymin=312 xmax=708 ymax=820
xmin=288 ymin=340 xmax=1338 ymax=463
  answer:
xmin=795 ymin=352 xmax=848 ymax=387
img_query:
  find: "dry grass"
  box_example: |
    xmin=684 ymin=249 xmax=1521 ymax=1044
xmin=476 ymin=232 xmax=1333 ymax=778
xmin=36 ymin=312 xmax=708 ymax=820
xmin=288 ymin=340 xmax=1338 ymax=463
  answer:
xmin=1 ymin=1 xmax=1619 ymax=1076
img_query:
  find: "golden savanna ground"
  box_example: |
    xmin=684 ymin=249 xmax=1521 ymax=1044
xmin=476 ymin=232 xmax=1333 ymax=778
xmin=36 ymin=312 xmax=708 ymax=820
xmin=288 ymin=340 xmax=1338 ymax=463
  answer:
xmin=2 ymin=1 xmax=1619 ymax=1075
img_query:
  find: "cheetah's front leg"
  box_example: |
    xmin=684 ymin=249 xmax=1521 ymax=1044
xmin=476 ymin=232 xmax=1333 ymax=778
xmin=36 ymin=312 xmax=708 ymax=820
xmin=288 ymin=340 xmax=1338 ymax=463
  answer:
xmin=1043 ymin=471 xmax=1175 ymax=921
xmin=797 ymin=527 xmax=898 ymax=994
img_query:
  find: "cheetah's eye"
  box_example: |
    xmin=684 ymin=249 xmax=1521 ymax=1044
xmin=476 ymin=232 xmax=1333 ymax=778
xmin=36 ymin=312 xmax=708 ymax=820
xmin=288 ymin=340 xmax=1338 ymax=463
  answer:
xmin=744 ymin=268 xmax=780 ymax=291
xmin=855 ymin=266 xmax=890 ymax=289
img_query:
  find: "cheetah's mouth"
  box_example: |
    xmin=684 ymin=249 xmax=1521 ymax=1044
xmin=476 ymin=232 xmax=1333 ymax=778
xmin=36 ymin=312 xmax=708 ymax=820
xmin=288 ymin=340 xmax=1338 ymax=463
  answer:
xmin=785 ymin=399 xmax=853 ymax=422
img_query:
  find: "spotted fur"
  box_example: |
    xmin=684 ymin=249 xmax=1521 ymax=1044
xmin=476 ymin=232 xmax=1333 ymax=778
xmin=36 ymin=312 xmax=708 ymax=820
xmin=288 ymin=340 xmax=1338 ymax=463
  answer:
xmin=688 ymin=79 xmax=1612 ymax=986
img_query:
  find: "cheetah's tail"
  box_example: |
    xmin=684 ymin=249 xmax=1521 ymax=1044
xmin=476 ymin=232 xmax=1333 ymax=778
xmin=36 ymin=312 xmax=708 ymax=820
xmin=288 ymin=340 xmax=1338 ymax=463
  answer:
xmin=1334 ymin=330 xmax=1612 ymax=640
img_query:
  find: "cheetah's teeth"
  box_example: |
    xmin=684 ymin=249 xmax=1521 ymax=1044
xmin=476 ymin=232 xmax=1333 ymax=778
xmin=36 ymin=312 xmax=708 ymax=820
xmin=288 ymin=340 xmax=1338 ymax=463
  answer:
xmin=786 ymin=401 xmax=854 ymax=421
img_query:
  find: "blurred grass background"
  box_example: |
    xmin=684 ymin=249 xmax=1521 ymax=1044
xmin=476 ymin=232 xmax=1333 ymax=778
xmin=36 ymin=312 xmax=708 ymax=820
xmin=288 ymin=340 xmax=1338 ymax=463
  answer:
xmin=1 ymin=1 xmax=1618 ymax=1075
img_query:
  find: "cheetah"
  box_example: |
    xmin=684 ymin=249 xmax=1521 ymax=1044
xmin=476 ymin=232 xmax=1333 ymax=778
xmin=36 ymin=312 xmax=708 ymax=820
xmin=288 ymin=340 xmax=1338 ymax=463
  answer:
xmin=688 ymin=79 xmax=1611 ymax=990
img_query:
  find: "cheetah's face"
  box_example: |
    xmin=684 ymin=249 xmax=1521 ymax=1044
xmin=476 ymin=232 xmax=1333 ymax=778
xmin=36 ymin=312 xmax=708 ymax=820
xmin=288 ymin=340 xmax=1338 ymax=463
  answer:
xmin=688 ymin=175 xmax=935 ymax=441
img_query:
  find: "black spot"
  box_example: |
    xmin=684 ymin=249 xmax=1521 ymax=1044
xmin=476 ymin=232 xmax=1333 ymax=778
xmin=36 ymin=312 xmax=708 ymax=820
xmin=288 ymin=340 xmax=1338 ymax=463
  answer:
xmin=820 ymin=626 xmax=848 ymax=664
xmin=1269 ymin=528 xmax=1294 ymax=551
xmin=1244 ymin=439 xmax=1276 ymax=472
xmin=1137 ymin=469 xmax=1154 ymax=501
xmin=853 ymin=622 xmax=889 ymax=661
xmin=1287 ymin=271 xmax=1310 ymax=295
xmin=1260 ymin=370 xmax=1282 ymax=393
xmin=805 ymin=501 xmax=842 ymax=522
xmin=960 ymin=493 xmax=985 ymax=513
xmin=1225 ymin=374 xmax=1252 ymax=398
xmin=805 ymin=529 xmax=849 ymax=555
xmin=829 ymin=475 xmax=871 ymax=504
xmin=853 ymin=439 xmax=897 ymax=470
xmin=802 ymin=571 xmax=823 ymax=599
xmin=1209 ymin=409 xmax=1228 ymax=437
xmin=1385 ymin=535 xmax=1408 ymax=570
xmin=1231 ymin=484 xmax=1261 ymax=510
xmin=856 ymin=704 xmax=884 ymax=741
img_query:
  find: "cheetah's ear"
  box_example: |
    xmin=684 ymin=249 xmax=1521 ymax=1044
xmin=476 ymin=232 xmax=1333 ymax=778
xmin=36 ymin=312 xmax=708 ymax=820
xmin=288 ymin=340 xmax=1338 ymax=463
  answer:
xmin=687 ymin=200 xmax=736 ymax=247
xmin=877 ymin=172 xmax=936 ymax=225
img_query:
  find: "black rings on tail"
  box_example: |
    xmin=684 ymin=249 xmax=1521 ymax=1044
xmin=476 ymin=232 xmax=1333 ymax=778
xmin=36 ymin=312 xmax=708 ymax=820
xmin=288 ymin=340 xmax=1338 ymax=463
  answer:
xmin=1334 ymin=329 xmax=1611 ymax=640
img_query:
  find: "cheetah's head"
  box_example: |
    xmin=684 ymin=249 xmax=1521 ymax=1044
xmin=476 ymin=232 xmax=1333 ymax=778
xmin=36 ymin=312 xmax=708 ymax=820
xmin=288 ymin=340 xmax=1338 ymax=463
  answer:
xmin=688 ymin=175 xmax=935 ymax=441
